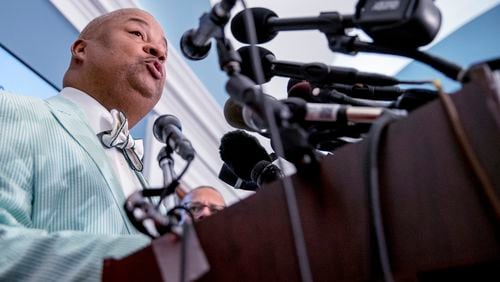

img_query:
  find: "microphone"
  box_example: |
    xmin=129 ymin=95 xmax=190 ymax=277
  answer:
xmin=354 ymin=0 xmax=441 ymax=48
xmin=284 ymin=97 xmax=403 ymax=123
xmin=288 ymin=79 xmax=437 ymax=111
xmin=238 ymin=46 xmax=402 ymax=86
xmin=218 ymin=163 xmax=259 ymax=191
xmin=223 ymin=95 xmax=406 ymax=132
xmin=153 ymin=115 xmax=195 ymax=161
xmin=231 ymin=7 xmax=354 ymax=44
xmin=231 ymin=1 xmax=441 ymax=48
xmin=219 ymin=130 xmax=282 ymax=185
xmin=223 ymin=97 xmax=250 ymax=130
xmin=288 ymin=80 xmax=393 ymax=108
xmin=223 ymin=95 xmax=284 ymax=133
xmin=180 ymin=0 xmax=237 ymax=60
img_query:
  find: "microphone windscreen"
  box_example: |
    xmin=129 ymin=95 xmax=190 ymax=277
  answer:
xmin=230 ymin=7 xmax=278 ymax=44
xmin=219 ymin=130 xmax=271 ymax=181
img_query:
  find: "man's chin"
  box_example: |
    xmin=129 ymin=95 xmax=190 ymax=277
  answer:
xmin=144 ymin=89 xmax=163 ymax=108
xmin=148 ymin=81 xmax=164 ymax=98
xmin=132 ymin=80 xmax=163 ymax=99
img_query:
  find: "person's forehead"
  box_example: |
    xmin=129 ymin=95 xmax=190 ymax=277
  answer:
xmin=190 ymin=189 xmax=224 ymax=202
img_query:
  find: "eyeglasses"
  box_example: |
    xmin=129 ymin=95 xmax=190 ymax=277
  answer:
xmin=183 ymin=202 xmax=225 ymax=215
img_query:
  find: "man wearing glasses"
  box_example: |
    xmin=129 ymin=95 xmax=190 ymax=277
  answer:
xmin=181 ymin=186 xmax=226 ymax=221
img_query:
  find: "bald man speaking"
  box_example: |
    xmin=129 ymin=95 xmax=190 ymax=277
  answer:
xmin=0 ymin=8 xmax=169 ymax=281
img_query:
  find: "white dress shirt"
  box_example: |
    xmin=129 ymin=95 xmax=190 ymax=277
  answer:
xmin=60 ymin=87 xmax=143 ymax=198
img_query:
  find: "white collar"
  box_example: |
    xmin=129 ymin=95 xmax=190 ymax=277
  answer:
xmin=59 ymin=87 xmax=114 ymax=134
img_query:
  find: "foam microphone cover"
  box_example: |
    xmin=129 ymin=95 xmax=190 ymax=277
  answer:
xmin=219 ymin=130 xmax=271 ymax=181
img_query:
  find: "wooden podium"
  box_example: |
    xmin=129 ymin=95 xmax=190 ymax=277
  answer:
xmin=103 ymin=65 xmax=500 ymax=281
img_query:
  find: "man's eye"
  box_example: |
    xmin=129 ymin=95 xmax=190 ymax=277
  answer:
xmin=130 ymin=31 xmax=144 ymax=39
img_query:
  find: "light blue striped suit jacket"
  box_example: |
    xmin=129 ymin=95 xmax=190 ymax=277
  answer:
xmin=0 ymin=91 xmax=150 ymax=281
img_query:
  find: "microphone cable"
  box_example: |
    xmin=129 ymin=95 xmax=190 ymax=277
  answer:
xmin=432 ymin=80 xmax=500 ymax=222
xmin=363 ymin=110 xmax=404 ymax=282
xmin=239 ymin=1 xmax=313 ymax=281
xmin=362 ymin=79 xmax=433 ymax=282
xmin=363 ymin=75 xmax=500 ymax=281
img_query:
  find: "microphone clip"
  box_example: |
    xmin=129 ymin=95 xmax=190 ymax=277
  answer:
xmin=276 ymin=124 xmax=318 ymax=168
xmin=124 ymin=190 xmax=184 ymax=239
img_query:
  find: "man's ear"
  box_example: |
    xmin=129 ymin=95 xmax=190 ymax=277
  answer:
xmin=70 ymin=39 xmax=87 ymax=63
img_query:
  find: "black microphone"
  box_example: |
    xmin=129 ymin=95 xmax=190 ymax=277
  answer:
xmin=231 ymin=7 xmax=354 ymax=44
xmin=238 ymin=46 xmax=402 ymax=86
xmin=288 ymin=80 xmax=393 ymax=108
xmin=153 ymin=115 xmax=195 ymax=161
xmin=288 ymin=79 xmax=401 ymax=101
xmin=288 ymin=79 xmax=437 ymax=111
xmin=219 ymin=130 xmax=281 ymax=186
xmin=231 ymin=2 xmax=441 ymax=48
xmin=218 ymin=163 xmax=259 ymax=191
xmin=180 ymin=0 xmax=237 ymax=60
xmin=354 ymin=0 xmax=441 ymax=48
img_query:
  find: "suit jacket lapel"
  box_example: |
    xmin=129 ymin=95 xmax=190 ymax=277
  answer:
xmin=45 ymin=95 xmax=135 ymax=233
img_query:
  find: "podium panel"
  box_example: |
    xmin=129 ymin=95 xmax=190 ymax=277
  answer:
xmin=195 ymin=65 xmax=500 ymax=281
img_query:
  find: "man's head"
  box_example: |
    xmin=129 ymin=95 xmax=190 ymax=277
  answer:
xmin=181 ymin=186 xmax=226 ymax=221
xmin=63 ymin=8 xmax=167 ymax=127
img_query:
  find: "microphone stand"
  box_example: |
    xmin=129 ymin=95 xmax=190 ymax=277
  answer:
xmin=158 ymin=146 xmax=176 ymax=190
xmin=214 ymin=33 xmax=315 ymax=282
xmin=180 ymin=3 xmax=315 ymax=278
xmin=123 ymin=140 xmax=192 ymax=239
xmin=156 ymin=146 xmax=180 ymax=208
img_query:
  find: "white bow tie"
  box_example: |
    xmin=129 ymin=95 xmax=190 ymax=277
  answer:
xmin=99 ymin=109 xmax=144 ymax=172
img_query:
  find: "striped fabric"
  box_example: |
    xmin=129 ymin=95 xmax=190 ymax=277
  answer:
xmin=0 ymin=91 xmax=150 ymax=281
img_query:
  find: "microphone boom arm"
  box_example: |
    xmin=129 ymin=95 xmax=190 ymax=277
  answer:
xmin=325 ymin=34 xmax=467 ymax=82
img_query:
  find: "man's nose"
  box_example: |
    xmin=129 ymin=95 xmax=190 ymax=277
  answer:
xmin=143 ymin=44 xmax=167 ymax=63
